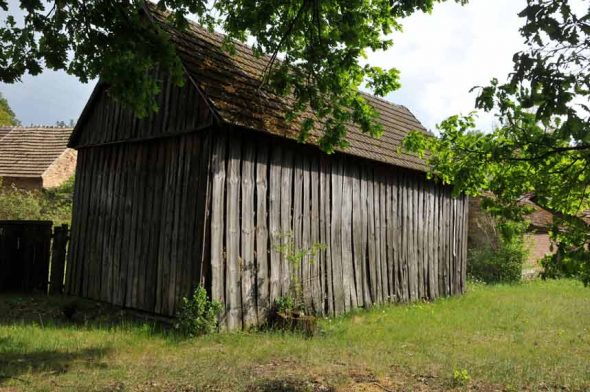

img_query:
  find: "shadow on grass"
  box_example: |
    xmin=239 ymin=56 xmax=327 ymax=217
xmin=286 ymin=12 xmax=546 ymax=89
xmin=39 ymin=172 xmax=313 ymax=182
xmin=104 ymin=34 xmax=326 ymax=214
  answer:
xmin=0 ymin=293 xmax=173 ymax=334
xmin=0 ymin=336 xmax=111 ymax=385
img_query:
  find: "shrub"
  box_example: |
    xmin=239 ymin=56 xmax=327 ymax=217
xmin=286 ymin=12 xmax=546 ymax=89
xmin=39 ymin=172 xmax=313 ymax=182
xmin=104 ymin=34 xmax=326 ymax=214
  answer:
xmin=0 ymin=177 xmax=73 ymax=225
xmin=468 ymin=214 xmax=528 ymax=284
xmin=175 ymin=286 xmax=222 ymax=337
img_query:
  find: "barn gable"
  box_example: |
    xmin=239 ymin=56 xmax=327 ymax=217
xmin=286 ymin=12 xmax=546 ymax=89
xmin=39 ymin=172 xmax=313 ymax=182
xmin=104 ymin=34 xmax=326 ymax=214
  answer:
xmin=70 ymin=68 xmax=215 ymax=148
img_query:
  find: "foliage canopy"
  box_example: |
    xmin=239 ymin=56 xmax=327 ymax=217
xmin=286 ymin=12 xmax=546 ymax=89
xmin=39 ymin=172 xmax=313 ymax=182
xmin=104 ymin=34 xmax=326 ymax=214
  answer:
xmin=0 ymin=92 xmax=19 ymax=126
xmin=0 ymin=0 xmax=465 ymax=152
xmin=404 ymin=0 xmax=590 ymax=283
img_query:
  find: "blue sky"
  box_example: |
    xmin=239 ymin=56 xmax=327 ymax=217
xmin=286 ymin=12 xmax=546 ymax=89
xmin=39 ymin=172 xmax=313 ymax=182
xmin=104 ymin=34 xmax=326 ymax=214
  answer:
xmin=1 ymin=0 xmax=526 ymax=131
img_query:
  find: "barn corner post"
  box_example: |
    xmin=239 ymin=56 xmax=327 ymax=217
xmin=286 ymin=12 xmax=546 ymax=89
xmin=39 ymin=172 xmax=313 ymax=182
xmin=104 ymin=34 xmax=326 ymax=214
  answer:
xmin=66 ymin=6 xmax=469 ymax=329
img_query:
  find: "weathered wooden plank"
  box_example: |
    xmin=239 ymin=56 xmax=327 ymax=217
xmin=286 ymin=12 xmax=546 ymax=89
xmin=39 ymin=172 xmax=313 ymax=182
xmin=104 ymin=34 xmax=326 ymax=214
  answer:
xmin=373 ymin=170 xmax=383 ymax=303
xmin=341 ymin=162 xmax=355 ymax=310
xmin=301 ymin=155 xmax=313 ymax=310
xmin=176 ymin=134 xmax=199 ymax=305
xmin=292 ymin=153 xmax=304 ymax=306
xmin=417 ymin=177 xmax=425 ymax=299
xmin=255 ymin=141 xmax=270 ymax=322
xmin=330 ymin=158 xmax=345 ymax=314
xmin=319 ymin=156 xmax=332 ymax=315
xmin=269 ymin=146 xmax=283 ymax=303
xmin=462 ymin=196 xmax=469 ymax=293
xmin=226 ymin=135 xmax=242 ymax=330
xmin=401 ymin=172 xmax=410 ymax=301
xmin=427 ymin=182 xmax=436 ymax=299
xmin=210 ymin=132 xmax=227 ymax=307
xmin=99 ymin=149 xmax=114 ymax=303
xmin=280 ymin=148 xmax=294 ymax=297
xmin=351 ymin=165 xmax=364 ymax=307
xmin=366 ymin=167 xmax=377 ymax=304
xmin=408 ymin=175 xmax=418 ymax=301
xmin=360 ymin=165 xmax=370 ymax=305
xmin=385 ymin=173 xmax=395 ymax=301
xmin=196 ymin=131 xmax=213 ymax=288
xmin=169 ymin=136 xmax=189 ymax=313
xmin=309 ymin=156 xmax=321 ymax=313
xmin=241 ymin=139 xmax=256 ymax=327
xmin=379 ymin=169 xmax=389 ymax=302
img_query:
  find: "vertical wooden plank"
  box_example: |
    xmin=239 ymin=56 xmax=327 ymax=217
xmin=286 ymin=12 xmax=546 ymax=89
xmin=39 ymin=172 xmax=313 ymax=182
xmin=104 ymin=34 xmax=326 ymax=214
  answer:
xmin=169 ymin=136 xmax=189 ymax=313
xmin=255 ymin=141 xmax=270 ymax=323
xmin=427 ymin=182 xmax=436 ymax=299
xmin=379 ymin=169 xmax=389 ymax=302
xmin=366 ymin=167 xmax=377 ymax=304
xmin=269 ymin=146 xmax=283 ymax=303
xmin=407 ymin=175 xmax=417 ymax=301
xmin=462 ymin=196 xmax=469 ymax=293
xmin=330 ymin=158 xmax=345 ymax=314
xmin=373 ymin=170 xmax=383 ymax=303
xmin=360 ymin=165 xmax=370 ymax=305
xmin=401 ymin=172 xmax=410 ymax=302
xmin=292 ymin=153 xmax=304 ymax=306
xmin=210 ymin=132 xmax=227 ymax=308
xmin=351 ymin=165 xmax=364 ymax=307
xmin=196 ymin=132 xmax=213 ymax=289
xmin=301 ymin=155 xmax=313 ymax=310
xmin=341 ymin=162 xmax=355 ymax=310
xmin=386 ymin=173 xmax=395 ymax=301
xmin=241 ymin=139 xmax=256 ymax=327
xmin=319 ymin=156 xmax=332 ymax=315
xmin=280 ymin=148 xmax=294 ymax=297
xmin=309 ymin=156 xmax=321 ymax=313
xmin=226 ymin=135 xmax=242 ymax=330
xmin=392 ymin=173 xmax=401 ymax=301
xmin=417 ymin=178 xmax=425 ymax=299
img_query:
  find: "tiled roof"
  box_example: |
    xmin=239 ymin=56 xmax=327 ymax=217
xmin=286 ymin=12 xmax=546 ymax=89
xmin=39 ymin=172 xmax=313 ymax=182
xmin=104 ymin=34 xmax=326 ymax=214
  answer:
xmin=0 ymin=128 xmax=10 ymax=141
xmin=147 ymin=5 xmax=429 ymax=172
xmin=0 ymin=127 xmax=73 ymax=178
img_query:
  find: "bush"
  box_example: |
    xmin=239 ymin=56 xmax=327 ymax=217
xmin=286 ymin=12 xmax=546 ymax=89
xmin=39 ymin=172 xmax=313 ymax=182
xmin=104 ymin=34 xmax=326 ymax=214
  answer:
xmin=468 ymin=241 xmax=526 ymax=284
xmin=468 ymin=215 xmax=528 ymax=284
xmin=175 ymin=286 xmax=222 ymax=337
xmin=0 ymin=177 xmax=73 ymax=225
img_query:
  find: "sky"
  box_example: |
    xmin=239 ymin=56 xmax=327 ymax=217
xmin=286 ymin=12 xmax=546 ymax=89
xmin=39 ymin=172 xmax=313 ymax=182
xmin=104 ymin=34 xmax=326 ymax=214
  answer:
xmin=0 ymin=0 xmax=527 ymax=132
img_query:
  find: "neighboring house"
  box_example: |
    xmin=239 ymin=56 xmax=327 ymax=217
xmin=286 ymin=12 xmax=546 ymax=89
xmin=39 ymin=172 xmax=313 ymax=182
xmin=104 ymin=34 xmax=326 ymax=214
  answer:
xmin=469 ymin=195 xmax=561 ymax=267
xmin=65 ymin=5 xmax=469 ymax=328
xmin=0 ymin=127 xmax=76 ymax=190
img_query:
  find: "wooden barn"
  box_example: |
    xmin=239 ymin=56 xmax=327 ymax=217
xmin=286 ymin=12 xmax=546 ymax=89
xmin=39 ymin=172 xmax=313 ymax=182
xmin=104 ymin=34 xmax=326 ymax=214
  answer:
xmin=66 ymin=7 xmax=469 ymax=329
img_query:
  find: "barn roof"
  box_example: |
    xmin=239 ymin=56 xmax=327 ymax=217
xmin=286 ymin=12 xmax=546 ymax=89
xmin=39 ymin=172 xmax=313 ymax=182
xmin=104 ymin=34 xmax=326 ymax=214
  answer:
xmin=0 ymin=127 xmax=73 ymax=178
xmin=146 ymin=6 xmax=429 ymax=172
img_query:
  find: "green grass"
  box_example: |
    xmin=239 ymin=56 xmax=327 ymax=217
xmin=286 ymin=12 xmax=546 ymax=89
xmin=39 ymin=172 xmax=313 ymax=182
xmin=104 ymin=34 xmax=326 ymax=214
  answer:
xmin=1 ymin=279 xmax=589 ymax=391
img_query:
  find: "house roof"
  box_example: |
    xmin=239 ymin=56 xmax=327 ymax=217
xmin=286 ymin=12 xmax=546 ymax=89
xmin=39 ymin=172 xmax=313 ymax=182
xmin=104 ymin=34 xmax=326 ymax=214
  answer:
xmin=0 ymin=128 xmax=10 ymax=141
xmin=145 ymin=5 xmax=429 ymax=172
xmin=0 ymin=127 xmax=73 ymax=178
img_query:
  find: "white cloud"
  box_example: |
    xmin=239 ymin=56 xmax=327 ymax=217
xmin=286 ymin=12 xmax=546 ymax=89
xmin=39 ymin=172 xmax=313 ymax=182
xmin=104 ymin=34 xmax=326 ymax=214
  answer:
xmin=365 ymin=0 xmax=527 ymax=133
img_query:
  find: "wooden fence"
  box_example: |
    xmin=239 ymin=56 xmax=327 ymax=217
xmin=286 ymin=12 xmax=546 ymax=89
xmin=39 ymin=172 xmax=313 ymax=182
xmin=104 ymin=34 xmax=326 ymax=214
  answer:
xmin=0 ymin=221 xmax=69 ymax=293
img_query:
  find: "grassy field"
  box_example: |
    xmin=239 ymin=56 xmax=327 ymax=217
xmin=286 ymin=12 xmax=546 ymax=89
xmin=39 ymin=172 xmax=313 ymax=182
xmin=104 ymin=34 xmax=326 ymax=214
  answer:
xmin=1 ymin=279 xmax=589 ymax=391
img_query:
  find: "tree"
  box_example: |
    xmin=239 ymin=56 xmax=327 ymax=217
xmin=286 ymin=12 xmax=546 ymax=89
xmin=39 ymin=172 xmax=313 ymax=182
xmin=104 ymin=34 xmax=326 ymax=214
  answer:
xmin=0 ymin=92 xmax=19 ymax=126
xmin=404 ymin=0 xmax=590 ymax=284
xmin=0 ymin=0 xmax=464 ymax=152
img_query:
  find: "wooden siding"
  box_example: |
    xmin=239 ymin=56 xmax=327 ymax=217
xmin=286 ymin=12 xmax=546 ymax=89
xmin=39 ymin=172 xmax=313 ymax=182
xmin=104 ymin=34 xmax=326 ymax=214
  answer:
xmin=66 ymin=131 xmax=212 ymax=314
xmin=67 ymin=125 xmax=468 ymax=321
xmin=71 ymin=70 xmax=214 ymax=148
xmin=209 ymin=129 xmax=468 ymax=328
